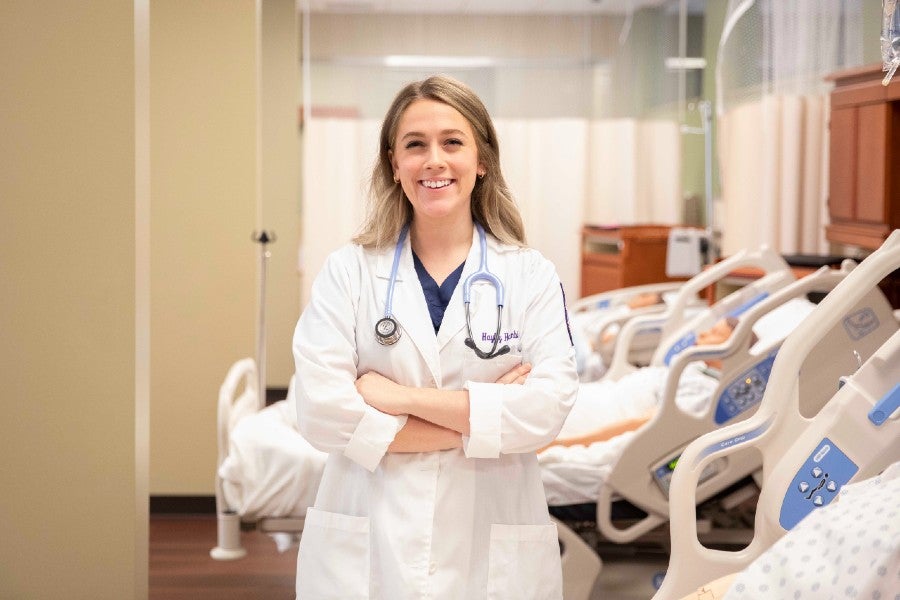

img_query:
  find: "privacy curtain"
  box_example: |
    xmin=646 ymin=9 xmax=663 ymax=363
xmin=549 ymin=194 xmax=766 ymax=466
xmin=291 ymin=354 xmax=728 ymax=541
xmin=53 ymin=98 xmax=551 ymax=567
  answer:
xmin=716 ymin=0 xmax=862 ymax=256
xmin=300 ymin=117 xmax=681 ymax=305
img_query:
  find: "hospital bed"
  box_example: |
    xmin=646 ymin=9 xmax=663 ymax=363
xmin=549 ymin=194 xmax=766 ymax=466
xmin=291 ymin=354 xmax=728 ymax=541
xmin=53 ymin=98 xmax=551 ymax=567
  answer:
xmin=575 ymin=246 xmax=793 ymax=383
xmin=593 ymin=257 xmax=895 ymax=543
xmin=653 ymin=230 xmax=900 ymax=599
xmin=601 ymin=246 xmax=793 ymax=382
xmin=710 ymin=459 xmax=900 ymax=600
xmin=571 ymin=281 xmax=687 ymax=380
xmin=210 ymin=358 xmax=326 ymax=560
xmin=547 ymin=256 xmax=897 ymax=595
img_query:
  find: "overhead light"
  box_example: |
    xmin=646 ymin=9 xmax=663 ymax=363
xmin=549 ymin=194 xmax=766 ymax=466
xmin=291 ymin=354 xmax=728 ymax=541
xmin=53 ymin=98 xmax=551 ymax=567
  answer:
xmin=383 ymin=55 xmax=495 ymax=69
xmin=665 ymin=57 xmax=707 ymax=70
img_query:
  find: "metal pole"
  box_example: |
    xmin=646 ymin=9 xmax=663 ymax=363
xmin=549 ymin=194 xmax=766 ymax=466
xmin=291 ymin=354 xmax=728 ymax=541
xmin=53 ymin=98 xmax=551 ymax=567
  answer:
xmin=253 ymin=230 xmax=275 ymax=410
xmin=699 ymin=100 xmax=716 ymax=262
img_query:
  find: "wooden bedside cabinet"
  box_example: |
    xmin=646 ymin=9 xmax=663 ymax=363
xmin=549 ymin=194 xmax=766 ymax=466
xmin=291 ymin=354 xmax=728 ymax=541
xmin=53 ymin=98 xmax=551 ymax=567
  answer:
xmin=580 ymin=224 xmax=685 ymax=297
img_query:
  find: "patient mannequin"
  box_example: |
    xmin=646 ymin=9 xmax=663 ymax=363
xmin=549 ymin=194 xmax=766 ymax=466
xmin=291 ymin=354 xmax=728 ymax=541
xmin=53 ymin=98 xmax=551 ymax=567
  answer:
xmin=544 ymin=316 xmax=738 ymax=452
xmin=627 ymin=291 xmax=664 ymax=309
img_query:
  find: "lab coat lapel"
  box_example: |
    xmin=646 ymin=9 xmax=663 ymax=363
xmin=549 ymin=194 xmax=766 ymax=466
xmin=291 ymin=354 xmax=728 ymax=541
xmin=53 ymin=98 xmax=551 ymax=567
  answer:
xmin=375 ymin=238 xmax=441 ymax=381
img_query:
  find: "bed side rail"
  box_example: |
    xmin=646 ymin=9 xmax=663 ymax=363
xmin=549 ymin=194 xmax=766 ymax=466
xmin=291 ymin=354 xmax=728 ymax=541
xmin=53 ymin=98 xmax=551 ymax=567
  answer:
xmin=654 ymin=230 xmax=900 ymax=599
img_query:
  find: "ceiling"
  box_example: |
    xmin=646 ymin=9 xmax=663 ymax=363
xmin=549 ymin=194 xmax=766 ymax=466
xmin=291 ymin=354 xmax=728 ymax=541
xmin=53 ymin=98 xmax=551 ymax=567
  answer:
xmin=307 ymin=0 xmax=706 ymax=16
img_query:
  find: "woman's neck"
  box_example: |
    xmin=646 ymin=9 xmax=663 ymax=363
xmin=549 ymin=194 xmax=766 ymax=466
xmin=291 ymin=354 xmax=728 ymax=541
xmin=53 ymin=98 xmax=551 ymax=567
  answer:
xmin=409 ymin=215 xmax=473 ymax=285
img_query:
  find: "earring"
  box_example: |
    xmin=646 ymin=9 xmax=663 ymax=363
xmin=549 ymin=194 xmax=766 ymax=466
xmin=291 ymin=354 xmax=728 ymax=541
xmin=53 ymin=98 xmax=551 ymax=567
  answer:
xmin=393 ymin=175 xmax=399 ymax=183
xmin=477 ymin=172 xmax=485 ymax=179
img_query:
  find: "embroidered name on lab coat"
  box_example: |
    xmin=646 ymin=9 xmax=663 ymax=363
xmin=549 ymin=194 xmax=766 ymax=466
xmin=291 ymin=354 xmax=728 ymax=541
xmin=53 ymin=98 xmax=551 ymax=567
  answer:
xmin=481 ymin=330 xmax=520 ymax=342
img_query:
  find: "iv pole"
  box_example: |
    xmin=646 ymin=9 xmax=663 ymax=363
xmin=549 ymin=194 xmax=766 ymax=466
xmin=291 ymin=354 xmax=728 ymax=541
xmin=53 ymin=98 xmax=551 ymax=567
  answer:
xmin=680 ymin=101 xmax=716 ymax=264
xmin=252 ymin=229 xmax=276 ymax=410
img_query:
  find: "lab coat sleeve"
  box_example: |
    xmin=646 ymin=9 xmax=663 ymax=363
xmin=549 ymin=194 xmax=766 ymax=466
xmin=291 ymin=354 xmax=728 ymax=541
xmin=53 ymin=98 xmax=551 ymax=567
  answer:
xmin=463 ymin=253 xmax=578 ymax=457
xmin=293 ymin=246 xmax=407 ymax=472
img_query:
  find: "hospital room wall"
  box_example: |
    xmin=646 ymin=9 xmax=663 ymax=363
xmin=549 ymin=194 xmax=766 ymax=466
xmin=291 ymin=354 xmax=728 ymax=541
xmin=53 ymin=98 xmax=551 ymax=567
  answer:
xmin=149 ymin=0 xmax=300 ymax=496
xmin=0 ymin=2 xmax=148 ymax=599
xmin=150 ymin=0 xmax=255 ymax=496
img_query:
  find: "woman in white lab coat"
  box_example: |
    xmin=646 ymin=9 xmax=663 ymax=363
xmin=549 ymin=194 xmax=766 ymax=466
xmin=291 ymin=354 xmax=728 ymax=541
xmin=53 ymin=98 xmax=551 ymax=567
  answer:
xmin=293 ymin=75 xmax=579 ymax=600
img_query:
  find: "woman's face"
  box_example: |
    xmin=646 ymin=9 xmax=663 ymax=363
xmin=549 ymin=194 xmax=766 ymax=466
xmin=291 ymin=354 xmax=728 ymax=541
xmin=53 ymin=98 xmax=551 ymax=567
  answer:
xmin=390 ymin=99 xmax=484 ymax=226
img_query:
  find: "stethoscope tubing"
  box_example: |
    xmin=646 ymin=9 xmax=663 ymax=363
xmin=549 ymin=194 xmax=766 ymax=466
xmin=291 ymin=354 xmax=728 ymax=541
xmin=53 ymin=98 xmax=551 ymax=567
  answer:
xmin=462 ymin=223 xmax=504 ymax=307
xmin=376 ymin=222 xmax=509 ymax=359
xmin=383 ymin=224 xmax=408 ymax=320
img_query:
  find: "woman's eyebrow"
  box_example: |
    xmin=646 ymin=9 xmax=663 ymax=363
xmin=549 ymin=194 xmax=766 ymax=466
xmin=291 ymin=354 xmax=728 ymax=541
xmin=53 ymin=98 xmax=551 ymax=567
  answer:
xmin=400 ymin=128 xmax=468 ymax=141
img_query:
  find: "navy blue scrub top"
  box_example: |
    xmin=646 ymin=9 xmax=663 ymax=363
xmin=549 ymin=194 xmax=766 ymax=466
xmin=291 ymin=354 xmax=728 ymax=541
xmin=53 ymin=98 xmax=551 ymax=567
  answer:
xmin=412 ymin=251 xmax=466 ymax=334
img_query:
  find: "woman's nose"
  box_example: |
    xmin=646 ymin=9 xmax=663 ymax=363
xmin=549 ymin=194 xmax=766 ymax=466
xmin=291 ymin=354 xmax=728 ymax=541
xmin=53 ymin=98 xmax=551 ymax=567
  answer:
xmin=424 ymin=143 xmax=446 ymax=169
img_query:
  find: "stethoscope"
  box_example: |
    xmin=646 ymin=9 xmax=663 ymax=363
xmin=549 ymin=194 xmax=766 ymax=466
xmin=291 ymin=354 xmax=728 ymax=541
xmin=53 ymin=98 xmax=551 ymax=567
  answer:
xmin=375 ymin=222 xmax=510 ymax=360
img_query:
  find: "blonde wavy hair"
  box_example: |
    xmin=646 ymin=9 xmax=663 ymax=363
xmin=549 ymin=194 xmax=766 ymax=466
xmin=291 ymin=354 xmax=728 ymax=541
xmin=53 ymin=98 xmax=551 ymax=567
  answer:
xmin=353 ymin=75 xmax=526 ymax=249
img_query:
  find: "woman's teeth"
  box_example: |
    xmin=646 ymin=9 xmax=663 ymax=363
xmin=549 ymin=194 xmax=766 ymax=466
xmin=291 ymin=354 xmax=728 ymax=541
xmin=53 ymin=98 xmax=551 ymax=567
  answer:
xmin=422 ymin=179 xmax=451 ymax=189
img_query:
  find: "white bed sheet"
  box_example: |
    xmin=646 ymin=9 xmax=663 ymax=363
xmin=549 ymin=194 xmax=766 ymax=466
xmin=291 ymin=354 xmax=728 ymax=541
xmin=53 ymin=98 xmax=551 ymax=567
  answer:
xmin=219 ymin=400 xmax=327 ymax=519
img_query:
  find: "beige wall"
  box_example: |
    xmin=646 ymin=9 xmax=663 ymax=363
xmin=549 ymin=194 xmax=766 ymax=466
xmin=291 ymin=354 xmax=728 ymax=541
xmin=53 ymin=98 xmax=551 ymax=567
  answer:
xmin=150 ymin=1 xmax=257 ymax=494
xmin=150 ymin=0 xmax=301 ymax=495
xmin=262 ymin=0 xmax=303 ymax=390
xmin=0 ymin=2 xmax=148 ymax=598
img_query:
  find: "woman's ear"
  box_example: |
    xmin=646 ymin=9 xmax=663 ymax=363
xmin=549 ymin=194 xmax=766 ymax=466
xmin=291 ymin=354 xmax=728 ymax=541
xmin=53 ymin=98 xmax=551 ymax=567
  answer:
xmin=389 ymin=150 xmax=399 ymax=182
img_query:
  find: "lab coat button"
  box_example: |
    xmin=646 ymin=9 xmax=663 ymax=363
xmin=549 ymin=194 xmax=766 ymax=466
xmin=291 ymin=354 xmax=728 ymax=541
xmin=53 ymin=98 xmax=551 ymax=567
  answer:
xmin=429 ymin=562 xmax=437 ymax=574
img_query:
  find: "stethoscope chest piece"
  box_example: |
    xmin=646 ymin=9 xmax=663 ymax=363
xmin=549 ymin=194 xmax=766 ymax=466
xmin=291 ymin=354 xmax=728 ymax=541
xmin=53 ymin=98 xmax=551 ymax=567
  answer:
xmin=375 ymin=316 xmax=401 ymax=345
xmin=376 ymin=222 xmax=507 ymax=358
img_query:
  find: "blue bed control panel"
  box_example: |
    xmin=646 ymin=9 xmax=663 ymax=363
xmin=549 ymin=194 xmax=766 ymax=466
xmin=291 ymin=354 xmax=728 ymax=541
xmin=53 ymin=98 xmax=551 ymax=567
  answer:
xmin=651 ymin=453 xmax=722 ymax=498
xmin=714 ymin=351 xmax=778 ymax=425
xmin=778 ymin=438 xmax=858 ymax=530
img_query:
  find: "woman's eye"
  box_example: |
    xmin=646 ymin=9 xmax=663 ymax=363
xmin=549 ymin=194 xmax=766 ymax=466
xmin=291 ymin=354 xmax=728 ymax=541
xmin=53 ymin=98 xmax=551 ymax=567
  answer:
xmin=445 ymin=138 xmax=462 ymax=146
xmin=404 ymin=140 xmax=424 ymax=149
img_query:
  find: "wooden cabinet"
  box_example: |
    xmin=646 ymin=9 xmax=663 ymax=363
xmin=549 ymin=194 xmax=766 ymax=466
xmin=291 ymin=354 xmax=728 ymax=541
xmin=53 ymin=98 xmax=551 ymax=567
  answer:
xmin=580 ymin=224 xmax=683 ymax=296
xmin=825 ymin=64 xmax=900 ymax=249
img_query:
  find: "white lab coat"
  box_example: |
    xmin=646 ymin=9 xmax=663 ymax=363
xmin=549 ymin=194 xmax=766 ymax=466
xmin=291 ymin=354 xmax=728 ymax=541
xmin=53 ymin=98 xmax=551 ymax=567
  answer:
xmin=293 ymin=226 xmax=579 ymax=600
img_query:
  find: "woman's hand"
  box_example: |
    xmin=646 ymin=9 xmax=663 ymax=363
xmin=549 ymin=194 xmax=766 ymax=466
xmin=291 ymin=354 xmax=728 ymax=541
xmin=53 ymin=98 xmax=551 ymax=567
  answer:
xmin=355 ymin=371 xmax=409 ymax=415
xmin=495 ymin=363 xmax=532 ymax=385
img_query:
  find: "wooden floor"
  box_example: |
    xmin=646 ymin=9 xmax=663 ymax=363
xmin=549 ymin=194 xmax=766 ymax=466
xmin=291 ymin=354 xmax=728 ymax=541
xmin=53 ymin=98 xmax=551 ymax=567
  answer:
xmin=150 ymin=515 xmax=296 ymax=600
xmin=149 ymin=514 xmax=667 ymax=599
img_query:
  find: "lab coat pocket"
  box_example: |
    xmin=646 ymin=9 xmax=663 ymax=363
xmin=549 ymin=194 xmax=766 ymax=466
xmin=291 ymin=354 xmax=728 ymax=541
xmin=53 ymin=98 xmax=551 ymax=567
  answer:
xmin=462 ymin=352 xmax=524 ymax=385
xmin=296 ymin=508 xmax=370 ymax=600
xmin=486 ymin=522 xmax=563 ymax=600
